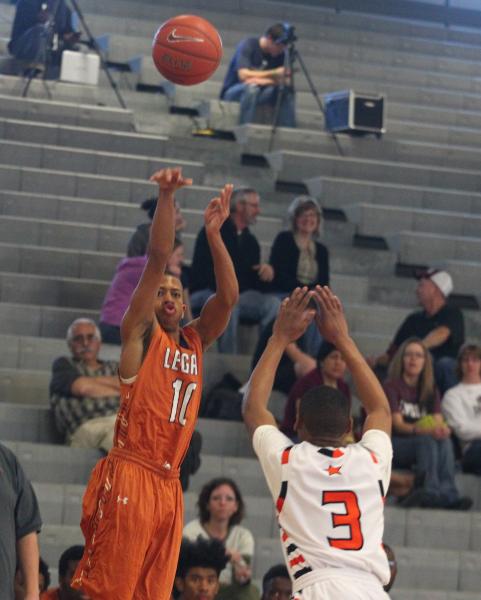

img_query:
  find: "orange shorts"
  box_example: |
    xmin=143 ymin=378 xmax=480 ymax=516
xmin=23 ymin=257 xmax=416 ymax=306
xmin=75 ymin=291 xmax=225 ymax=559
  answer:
xmin=72 ymin=449 xmax=183 ymax=600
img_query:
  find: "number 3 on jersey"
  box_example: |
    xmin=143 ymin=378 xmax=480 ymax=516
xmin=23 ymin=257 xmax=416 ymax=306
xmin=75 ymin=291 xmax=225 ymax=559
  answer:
xmin=322 ymin=490 xmax=364 ymax=551
xmin=169 ymin=379 xmax=197 ymax=426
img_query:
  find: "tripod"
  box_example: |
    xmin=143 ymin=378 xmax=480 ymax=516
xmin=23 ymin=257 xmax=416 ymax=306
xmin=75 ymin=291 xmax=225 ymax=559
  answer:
xmin=269 ymin=40 xmax=344 ymax=157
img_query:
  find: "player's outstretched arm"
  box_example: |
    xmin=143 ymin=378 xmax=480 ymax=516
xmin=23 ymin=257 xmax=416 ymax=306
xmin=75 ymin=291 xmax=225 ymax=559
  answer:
xmin=120 ymin=168 xmax=192 ymax=378
xmin=242 ymin=288 xmax=315 ymax=439
xmin=190 ymin=184 xmax=239 ymax=349
xmin=313 ymin=286 xmax=391 ymax=436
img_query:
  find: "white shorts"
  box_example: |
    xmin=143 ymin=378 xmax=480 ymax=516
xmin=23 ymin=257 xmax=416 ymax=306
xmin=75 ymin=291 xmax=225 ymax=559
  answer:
xmin=294 ymin=579 xmax=390 ymax=600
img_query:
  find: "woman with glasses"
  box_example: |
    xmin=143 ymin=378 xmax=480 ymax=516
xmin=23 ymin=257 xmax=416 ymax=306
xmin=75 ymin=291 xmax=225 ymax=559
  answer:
xmin=183 ymin=478 xmax=259 ymax=600
xmin=383 ymin=337 xmax=471 ymax=510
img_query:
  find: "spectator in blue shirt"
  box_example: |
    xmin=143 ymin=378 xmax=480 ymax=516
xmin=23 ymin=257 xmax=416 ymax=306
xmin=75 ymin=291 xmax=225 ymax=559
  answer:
xmin=220 ymin=23 xmax=296 ymax=127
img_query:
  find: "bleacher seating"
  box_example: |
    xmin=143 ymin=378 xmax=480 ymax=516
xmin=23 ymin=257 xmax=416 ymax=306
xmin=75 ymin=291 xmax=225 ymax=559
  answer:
xmin=1 ymin=0 xmax=481 ymax=595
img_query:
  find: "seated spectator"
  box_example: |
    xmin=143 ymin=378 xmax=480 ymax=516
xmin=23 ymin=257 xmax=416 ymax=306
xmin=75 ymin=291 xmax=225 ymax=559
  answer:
xmin=8 ymin=0 xmax=80 ymax=71
xmin=49 ymin=318 xmax=120 ymax=451
xmin=220 ymin=23 xmax=296 ymax=127
xmin=174 ymin=537 xmax=228 ymax=600
xmin=127 ymin=197 xmax=186 ymax=257
xmin=183 ymin=478 xmax=258 ymax=600
xmin=15 ymin=557 xmax=50 ymax=598
xmin=371 ymin=269 xmax=464 ymax=394
xmin=0 ymin=442 xmax=42 ymax=600
xmin=190 ymin=187 xmax=280 ymax=354
xmin=442 ymin=343 xmax=481 ymax=475
xmin=280 ymin=341 xmax=350 ymax=439
xmin=260 ymin=196 xmax=329 ymax=356
xmin=261 ymin=565 xmax=291 ymax=600
xmin=383 ymin=338 xmax=471 ymax=509
xmin=100 ymin=238 xmax=190 ymax=345
xmin=40 ymin=545 xmax=86 ymax=599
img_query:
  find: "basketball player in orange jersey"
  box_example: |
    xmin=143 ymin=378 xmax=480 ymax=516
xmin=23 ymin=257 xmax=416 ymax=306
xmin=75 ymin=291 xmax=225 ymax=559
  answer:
xmin=72 ymin=168 xmax=239 ymax=600
xmin=243 ymin=286 xmax=392 ymax=599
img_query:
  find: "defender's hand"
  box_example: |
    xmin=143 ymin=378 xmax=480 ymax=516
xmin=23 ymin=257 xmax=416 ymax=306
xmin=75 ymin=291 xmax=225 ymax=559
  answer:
xmin=272 ymin=287 xmax=316 ymax=344
xmin=149 ymin=167 xmax=193 ymax=193
xmin=204 ymin=184 xmax=233 ymax=234
xmin=314 ymin=285 xmax=349 ymax=344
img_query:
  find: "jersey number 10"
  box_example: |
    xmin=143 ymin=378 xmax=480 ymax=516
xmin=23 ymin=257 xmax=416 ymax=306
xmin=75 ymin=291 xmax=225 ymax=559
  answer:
xmin=169 ymin=379 xmax=197 ymax=426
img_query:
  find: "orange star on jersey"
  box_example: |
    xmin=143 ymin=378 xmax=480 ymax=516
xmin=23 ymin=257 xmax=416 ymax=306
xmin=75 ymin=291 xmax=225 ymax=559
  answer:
xmin=326 ymin=465 xmax=342 ymax=476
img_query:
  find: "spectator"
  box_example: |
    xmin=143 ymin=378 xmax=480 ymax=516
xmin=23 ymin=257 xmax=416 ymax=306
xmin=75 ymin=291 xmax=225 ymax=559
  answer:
xmin=100 ymin=239 xmax=191 ymax=345
xmin=220 ymin=22 xmax=296 ymax=127
xmin=8 ymin=0 xmax=79 ymax=69
xmin=127 ymin=197 xmax=186 ymax=257
xmin=15 ymin=557 xmax=50 ymax=598
xmin=261 ymin=565 xmax=291 ymax=600
xmin=183 ymin=478 xmax=258 ymax=600
xmin=281 ymin=340 xmax=350 ymax=439
xmin=383 ymin=338 xmax=471 ymax=509
xmin=40 ymin=545 xmax=87 ymax=599
xmin=0 ymin=442 xmax=42 ymax=600
xmin=371 ymin=269 xmax=464 ymax=393
xmin=261 ymin=196 xmax=329 ymax=356
xmin=174 ymin=537 xmax=228 ymax=600
xmin=190 ymin=187 xmax=280 ymax=354
xmin=49 ymin=318 xmax=120 ymax=451
xmin=442 ymin=343 xmax=481 ymax=475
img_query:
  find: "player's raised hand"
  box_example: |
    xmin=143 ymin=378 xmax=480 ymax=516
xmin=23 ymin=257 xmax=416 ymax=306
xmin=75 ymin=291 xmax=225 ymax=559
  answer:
xmin=272 ymin=287 xmax=316 ymax=344
xmin=204 ymin=183 xmax=233 ymax=234
xmin=313 ymin=285 xmax=349 ymax=344
xmin=149 ymin=167 xmax=193 ymax=193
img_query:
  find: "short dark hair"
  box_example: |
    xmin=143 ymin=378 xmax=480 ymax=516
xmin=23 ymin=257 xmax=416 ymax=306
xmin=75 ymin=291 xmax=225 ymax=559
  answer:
xmin=197 ymin=477 xmax=245 ymax=526
xmin=317 ymin=340 xmax=337 ymax=364
xmin=141 ymin=196 xmax=158 ymax=220
xmin=456 ymin=343 xmax=481 ymax=380
xmin=262 ymin=564 xmax=290 ymax=593
xmin=58 ymin=545 xmax=84 ymax=578
xmin=299 ymin=386 xmax=350 ymax=438
xmin=265 ymin=23 xmax=288 ymax=43
xmin=39 ymin=557 xmax=51 ymax=591
xmin=177 ymin=536 xmax=228 ymax=579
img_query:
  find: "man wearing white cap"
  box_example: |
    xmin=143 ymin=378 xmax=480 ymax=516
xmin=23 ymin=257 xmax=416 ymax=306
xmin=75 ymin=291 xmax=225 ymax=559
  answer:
xmin=372 ymin=268 xmax=464 ymax=393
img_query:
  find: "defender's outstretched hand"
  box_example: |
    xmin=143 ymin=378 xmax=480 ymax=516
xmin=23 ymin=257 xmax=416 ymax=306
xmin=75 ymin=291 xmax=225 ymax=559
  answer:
xmin=273 ymin=287 xmax=316 ymax=345
xmin=205 ymin=184 xmax=233 ymax=234
xmin=149 ymin=167 xmax=193 ymax=192
xmin=313 ymin=285 xmax=349 ymax=344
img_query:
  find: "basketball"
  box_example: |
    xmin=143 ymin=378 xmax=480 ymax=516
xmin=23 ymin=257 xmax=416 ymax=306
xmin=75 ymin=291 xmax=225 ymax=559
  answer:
xmin=152 ymin=15 xmax=223 ymax=86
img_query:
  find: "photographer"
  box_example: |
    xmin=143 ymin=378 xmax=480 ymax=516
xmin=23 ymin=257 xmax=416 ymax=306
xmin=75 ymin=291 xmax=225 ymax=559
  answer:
xmin=220 ymin=22 xmax=296 ymax=127
xmin=9 ymin=0 xmax=79 ymax=68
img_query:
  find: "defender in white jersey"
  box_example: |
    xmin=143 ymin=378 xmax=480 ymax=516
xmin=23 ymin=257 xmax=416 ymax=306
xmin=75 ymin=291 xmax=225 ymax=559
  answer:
xmin=243 ymin=286 xmax=393 ymax=599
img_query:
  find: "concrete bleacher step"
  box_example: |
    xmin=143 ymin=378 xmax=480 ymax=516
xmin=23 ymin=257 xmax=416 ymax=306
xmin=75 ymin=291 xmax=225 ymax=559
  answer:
xmin=0 ymin=139 xmax=205 ymax=183
xmin=305 ymin=176 xmax=481 ymax=215
xmin=346 ymin=204 xmax=481 ymax=239
xmin=0 ymin=92 xmax=135 ymax=130
xmin=267 ymin=149 xmax=481 ymax=192
xmin=391 ymin=591 xmax=481 ymax=600
xmin=388 ymin=231 xmax=481 ymax=271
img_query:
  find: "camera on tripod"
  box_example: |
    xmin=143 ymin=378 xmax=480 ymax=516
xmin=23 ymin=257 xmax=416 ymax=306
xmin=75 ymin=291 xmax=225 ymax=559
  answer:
xmin=277 ymin=23 xmax=297 ymax=45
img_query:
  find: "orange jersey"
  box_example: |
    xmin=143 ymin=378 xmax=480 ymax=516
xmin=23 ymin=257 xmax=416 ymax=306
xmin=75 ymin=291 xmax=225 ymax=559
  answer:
xmin=114 ymin=324 xmax=203 ymax=472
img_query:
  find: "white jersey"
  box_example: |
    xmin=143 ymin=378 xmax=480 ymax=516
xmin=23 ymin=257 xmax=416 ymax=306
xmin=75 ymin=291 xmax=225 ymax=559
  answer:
xmin=253 ymin=426 xmax=392 ymax=594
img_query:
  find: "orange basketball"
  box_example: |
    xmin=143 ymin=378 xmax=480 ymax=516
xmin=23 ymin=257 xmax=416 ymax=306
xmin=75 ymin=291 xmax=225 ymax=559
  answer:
xmin=152 ymin=15 xmax=223 ymax=86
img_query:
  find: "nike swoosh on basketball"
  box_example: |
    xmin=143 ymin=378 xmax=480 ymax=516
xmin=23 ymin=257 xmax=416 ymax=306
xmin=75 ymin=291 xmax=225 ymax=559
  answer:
xmin=167 ymin=29 xmax=204 ymax=43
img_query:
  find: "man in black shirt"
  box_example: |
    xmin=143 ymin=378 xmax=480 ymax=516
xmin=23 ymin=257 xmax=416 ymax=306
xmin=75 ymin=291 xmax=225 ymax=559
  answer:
xmin=190 ymin=187 xmax=280 ymax=353
xmin=372 ymin=269 xmax=464 ymax=393
xmin=220 ymin=22 xmax=296 ymax=127
xmin=0 ymin=443 xmax=42 ymax=600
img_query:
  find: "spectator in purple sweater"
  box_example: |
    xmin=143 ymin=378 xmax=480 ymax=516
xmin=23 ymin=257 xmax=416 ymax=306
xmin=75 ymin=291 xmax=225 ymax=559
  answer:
xmin=100 ymin=239 xmax=188 ymax=345
xmin=280 ymin=340 xmax=351 ymax=439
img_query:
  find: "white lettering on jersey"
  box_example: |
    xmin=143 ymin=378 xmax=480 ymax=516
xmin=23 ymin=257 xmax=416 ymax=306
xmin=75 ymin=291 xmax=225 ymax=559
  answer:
xmin=163 ymin=347 xmax=199 ymax=375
